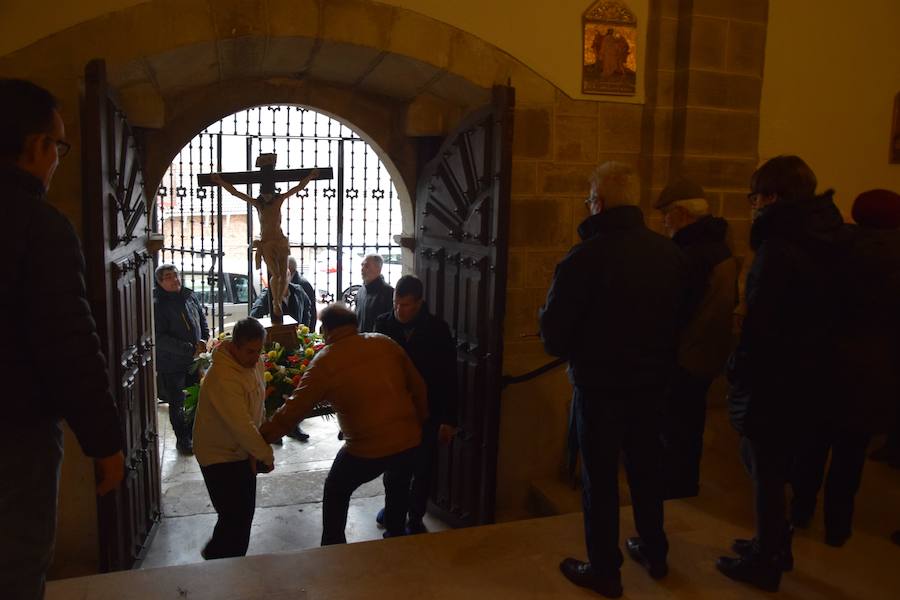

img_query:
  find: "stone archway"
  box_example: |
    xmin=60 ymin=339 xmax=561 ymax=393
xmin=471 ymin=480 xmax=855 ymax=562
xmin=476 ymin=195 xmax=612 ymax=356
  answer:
xmin=140 ymin=78 xmax=421 ymax=246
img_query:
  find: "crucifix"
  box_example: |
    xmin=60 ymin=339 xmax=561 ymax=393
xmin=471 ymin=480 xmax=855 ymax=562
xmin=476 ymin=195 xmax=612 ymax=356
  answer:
xmin=198 ymin=154 xmax=333 ymax=323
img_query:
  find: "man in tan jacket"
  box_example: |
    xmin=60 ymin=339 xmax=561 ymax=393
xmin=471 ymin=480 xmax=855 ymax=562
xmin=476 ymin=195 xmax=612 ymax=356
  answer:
xmin=260 ymin=304 xmax=428 ymax=543
xmin=656 ymin=178 xmax=739 ymax=499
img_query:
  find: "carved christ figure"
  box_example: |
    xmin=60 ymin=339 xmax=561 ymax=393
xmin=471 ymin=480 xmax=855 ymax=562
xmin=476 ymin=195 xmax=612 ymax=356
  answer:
xmin=210 ymin=154 xmax=319 ymax=323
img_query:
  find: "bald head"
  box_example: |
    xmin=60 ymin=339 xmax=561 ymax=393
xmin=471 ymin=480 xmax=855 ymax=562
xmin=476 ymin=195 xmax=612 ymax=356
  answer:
xmin=319 ymin=303 xmax=358 ymax=339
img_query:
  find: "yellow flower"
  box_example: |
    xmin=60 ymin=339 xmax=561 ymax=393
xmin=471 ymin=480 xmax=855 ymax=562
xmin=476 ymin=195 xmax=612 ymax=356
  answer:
xmin=305 ymin=347 xmax=315 ymax=358
xmin=299 ymin=325 xmax=309 ymax=335
xmin=263 ymin=371 xmax=273 ymax=382
xmin=299 ymin=364 xmax=307 ymax=372
xmin=267 ymin=350 xmax=278 ymax=360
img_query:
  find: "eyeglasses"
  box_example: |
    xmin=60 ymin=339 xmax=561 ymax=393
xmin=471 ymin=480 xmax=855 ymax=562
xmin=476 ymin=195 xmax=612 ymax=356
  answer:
xmin=54 ymin=139 xmax=71 ymax=158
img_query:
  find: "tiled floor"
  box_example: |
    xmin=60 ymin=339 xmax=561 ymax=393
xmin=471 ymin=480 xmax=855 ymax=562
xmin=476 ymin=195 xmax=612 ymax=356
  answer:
xmin=143 ymin=405 xmax=447 ymax=569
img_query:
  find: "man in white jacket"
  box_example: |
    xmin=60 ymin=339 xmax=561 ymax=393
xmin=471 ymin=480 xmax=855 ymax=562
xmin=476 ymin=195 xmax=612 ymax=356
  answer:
xmin=193 ymin=318 xmax=275 ymax=559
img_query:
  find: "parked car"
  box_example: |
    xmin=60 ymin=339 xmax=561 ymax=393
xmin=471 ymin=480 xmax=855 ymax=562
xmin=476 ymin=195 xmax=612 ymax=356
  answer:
xmin=179 ymin=270 xmax=258 ymax=333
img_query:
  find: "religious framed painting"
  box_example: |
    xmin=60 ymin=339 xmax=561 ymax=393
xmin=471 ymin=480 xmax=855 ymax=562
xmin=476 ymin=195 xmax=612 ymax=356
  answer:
xmin=582 ymin=1 xmax=637 ymax=96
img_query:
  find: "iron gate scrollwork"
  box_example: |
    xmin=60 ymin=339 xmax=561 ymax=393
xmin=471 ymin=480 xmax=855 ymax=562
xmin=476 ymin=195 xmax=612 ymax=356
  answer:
xmin=154 ymin=107 xmax=406 ymax=333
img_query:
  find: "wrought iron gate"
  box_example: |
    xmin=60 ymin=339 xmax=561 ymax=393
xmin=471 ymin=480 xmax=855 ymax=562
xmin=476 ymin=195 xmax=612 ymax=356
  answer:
xmin=154 ymin=107 xmax=405 ymax=332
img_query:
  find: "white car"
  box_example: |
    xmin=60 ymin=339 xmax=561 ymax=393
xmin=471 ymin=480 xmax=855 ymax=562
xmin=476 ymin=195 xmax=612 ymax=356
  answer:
xmin=179 ymin=271 xmax=258 ymax=333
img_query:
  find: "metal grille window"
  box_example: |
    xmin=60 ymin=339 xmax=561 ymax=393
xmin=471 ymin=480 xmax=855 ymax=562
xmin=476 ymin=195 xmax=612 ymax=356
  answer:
xmin=154 ymin=106 xmax=405 ymax=332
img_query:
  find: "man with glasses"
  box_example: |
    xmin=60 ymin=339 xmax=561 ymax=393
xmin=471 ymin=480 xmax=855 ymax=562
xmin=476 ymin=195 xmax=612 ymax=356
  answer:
xmin=0 ymin=79 xmax=124 ymax=599
xmin=542 ymin=162 xmax=689 ymax=597
xmin=717 ymin=156 xmax=843 ymax=592
xmin=154 ymin=263 xmax=210 ymax=454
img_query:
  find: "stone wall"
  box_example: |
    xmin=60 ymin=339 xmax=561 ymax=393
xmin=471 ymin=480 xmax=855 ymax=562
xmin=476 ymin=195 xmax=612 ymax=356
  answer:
xmin=496 ymin=0 xmax=768 ymax=517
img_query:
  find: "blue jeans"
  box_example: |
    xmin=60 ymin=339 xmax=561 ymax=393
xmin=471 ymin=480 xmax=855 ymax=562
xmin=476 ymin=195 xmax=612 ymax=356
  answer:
xmin=0 ymin=421 xmax=63 ymax=600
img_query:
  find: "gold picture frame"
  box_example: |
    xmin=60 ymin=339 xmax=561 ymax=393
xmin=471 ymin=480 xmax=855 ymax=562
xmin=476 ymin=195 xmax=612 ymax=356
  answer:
xmin=582 ymin=1 xmax=637 ymax=96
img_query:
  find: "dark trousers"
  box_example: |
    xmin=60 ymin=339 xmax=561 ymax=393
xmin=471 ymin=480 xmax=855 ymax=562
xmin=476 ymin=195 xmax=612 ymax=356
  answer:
xmin=0 ymin=421 xmax=63 ymax=600
xmin=791 ymin=427 xmax=871 ymax=538
xmin=157 ymin=371 xmax=195 ymax=443
xmin=322 ymin=446 xmax=417 ymax=545
xmin=408 ymin=419 xmax=440 ymax=523
xmin=199 ymin=460 xmax=257 ymax=559
xmin=661 ymin=368 xmax=711 ymax=498
xmin=573 ymin=385 xmax=669 ymax=575
xmin=884 ymin=413 xmax=900 ymax=451
xmin=740 ymin=437 xmax=794 ymax=558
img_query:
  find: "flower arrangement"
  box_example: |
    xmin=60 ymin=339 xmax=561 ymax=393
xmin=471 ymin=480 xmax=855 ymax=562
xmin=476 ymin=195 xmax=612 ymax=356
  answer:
xmin=182 ymin=326 xmax=327 ymax=417
xmin=262 ymin=324 xmax=326 ymax=417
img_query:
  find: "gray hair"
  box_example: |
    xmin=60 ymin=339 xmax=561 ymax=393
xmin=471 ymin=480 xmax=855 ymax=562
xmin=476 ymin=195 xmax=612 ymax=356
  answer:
xmin=590 ymin=162 xmax=640 ymax=209
xmin=669 ymin=198 xmax=710 ymax=218
xmin=363 ymin=254 xmax=384 ymax=270
xmin=155 ymin=263 xmax=178 ymax=283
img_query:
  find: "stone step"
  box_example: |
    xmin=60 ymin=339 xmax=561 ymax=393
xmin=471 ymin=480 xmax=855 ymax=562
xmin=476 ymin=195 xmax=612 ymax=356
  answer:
xmin=528 ymin=471 xmax=633 ymax=517
xmin=47 ymin=500 xmax=900 ymax=599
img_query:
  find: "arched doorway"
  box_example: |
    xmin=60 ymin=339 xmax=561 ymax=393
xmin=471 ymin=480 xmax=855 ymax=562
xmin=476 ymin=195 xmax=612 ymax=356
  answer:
xmin=154 ymin=104 xmax=411 ymax=333
xmin=145 ymin=105 xmax=428 ymax=567
xmin=82 ymin=57 xmax=514 ymax=570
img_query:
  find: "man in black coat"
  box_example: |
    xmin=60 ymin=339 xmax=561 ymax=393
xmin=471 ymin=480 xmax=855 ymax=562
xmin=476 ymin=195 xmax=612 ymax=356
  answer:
xmin=718 ymin=156 xmax=844 ymax=592
xmin=355 ymin=254 xmax=393 ymax=332
xmin=655 ymin=178 xmax=738 ymax=499
xmin=288 ymin=255 xmax=317 ymax=331
xmin=374 ymin=274 xmax=458 ymax=533
xmin=541 ymin=162 xmax=689 ymax=598
xmin=251 ymin=274 xmax=313 ymax=328
xmin=0 ymin=79 xmax=124 ymax=599
xmin=251 ymin=269 xmax=314 ymax=441
xmin=154 ymin=264 xmax=209 ymax=454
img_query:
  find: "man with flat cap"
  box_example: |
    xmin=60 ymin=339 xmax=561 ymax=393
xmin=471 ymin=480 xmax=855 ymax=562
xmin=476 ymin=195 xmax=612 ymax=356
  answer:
xmin=656 ymin=177 xmax=738 ymax=499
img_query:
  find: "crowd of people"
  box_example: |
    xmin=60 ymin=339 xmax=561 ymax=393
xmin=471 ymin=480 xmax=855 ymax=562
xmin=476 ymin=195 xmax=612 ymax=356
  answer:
xmin=192 ymin=271 xmax=457 ymax=555
xmin=543 ymin=159 xmax=900 ymax=597
xmin=3 ymin=76 xmax=899 ymax=600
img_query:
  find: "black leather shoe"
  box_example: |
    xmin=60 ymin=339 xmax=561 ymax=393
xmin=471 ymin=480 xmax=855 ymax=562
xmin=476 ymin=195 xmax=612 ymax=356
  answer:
xmin=625 ymin=537 xmax=668 ymax=579
xmin=405 ymin=518 xmax=428 ymax=535
xmin=663 ymin=483 xmax=699 ymax=500
xmin=286 ymin=426 xmax=310 ymax=441
xmin=559 ymin=558 xmax=622 ymax=598
xmin=869 ymin=444 xmax=898 ymax=463
xmin=176 ymin=439 xmax=193 ymax=455
xmin=731 ymin=537 xmax=793 ymax=571
xmin=825 ymin=531 xmax=850 ymax=547
xmin=791 ymin=515 xmax=811 ymax=530
xmin=716 ymin=553 xmax=782 ymax=592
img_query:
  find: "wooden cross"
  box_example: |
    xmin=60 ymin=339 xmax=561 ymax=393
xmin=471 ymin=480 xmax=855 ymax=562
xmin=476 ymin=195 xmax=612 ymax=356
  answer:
xmin=196 ymin=164 xmax=333 ymax=195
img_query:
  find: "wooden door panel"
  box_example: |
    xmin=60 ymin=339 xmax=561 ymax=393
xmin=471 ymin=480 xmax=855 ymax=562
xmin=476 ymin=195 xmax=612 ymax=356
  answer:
xmin=415 ymin=86 xmax=514 ymax=527
xmin=82 ymin=59 xmax=160 ymax=571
